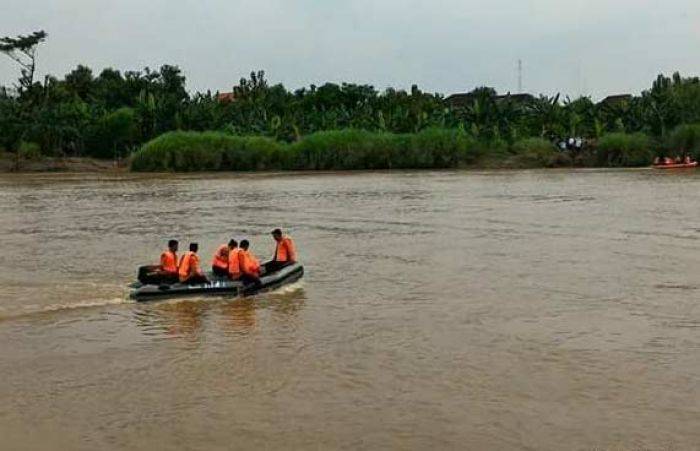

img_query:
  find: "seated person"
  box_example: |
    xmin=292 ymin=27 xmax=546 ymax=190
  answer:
xmin=238 ymin=240 xmax=261 ymax=287
xmin=265 ymin=228 xmax=297 ymax=273
xmin=138 ymin=240 xmax=179 ymax=285
xmin=179 ymin=243 xmax=209 ymax=285
xmin=212 ymin=240 xmax=236 ymax=277
xmin=227 ymin=240 xmax=242 ymax=280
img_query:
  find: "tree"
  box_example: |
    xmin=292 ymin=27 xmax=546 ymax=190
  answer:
xmin=0 ymin=31 xmax=48 ymax=91
xmin=64 ymin=65 xmax=95 ymax=101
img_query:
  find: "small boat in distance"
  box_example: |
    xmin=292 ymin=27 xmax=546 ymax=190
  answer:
xmin=652 ymin=155 xmax=698 ymax=169
xmin=652 ymin=161 xmax=698 ymax=169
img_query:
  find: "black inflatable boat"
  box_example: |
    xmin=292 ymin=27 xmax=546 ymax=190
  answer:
xmin=129 ymin=262 xmax=304 ymax=302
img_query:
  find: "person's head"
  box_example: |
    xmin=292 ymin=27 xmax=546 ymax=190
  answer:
xmin=189 ymin=242 xmax=198 ymax=253
xmin=240 ymin=239 xmax=250 ymax=250
xmin=271 ymin=228 xmax=283 ymax=242
xmin=168 ymin=240 xmax=178 ymax=252
xmin=228 ymin=239 xmax=238 ymax=249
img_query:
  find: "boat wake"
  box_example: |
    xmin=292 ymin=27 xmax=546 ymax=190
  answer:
xmin=0 ymin=279 xmax=306 ymax=322
xmin=271 ymin=280 xmax=305 ymax=295
xmin=0 ymin=297 xmax=132 ymax=321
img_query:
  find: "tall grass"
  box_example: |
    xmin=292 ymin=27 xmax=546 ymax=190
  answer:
xmin=131 ymin=128 xmax=481 ymax=172
xmin=130 ymin=132 xmax=284 ymax=171
xmin=132 ymin=129 xmax=661 ymax=172
xmin=596 ymin=133 xmax=653 ymax=167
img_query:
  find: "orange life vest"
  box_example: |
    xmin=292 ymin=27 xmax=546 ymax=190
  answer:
xmin=179 ymin=252 xmax=202 ymax=282
xmin=274 ymin=237 xmax=296 ymax=263
xmin=160 ymin=250 xmax=178 ymax=273
xmin=211 ymin=244 xmax=229 ymax=270
xmin=228 ymin=248 xmax=242 ymax=279
xmin=239 ymin=249 xmax=260 ymax=276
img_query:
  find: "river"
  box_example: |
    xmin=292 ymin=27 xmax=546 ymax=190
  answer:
xmin=0 ymin=170 xmax=698 ymax=450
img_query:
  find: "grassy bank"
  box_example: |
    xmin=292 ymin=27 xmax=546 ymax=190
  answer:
xmin=130 ymin=129 xmax=572 ymax=172
xmin=129 ymin=127 xmax=684 ymax=172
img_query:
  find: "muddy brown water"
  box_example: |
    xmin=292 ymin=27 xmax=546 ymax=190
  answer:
xmin=0 ymin=170 xmax=698 ymax=450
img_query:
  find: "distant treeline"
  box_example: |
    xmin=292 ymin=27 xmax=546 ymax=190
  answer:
xmin=3 ymin=60 xmax=700 ymax=166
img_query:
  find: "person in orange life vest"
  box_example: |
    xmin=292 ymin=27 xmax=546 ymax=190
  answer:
xmin=161 ymin=240 xmax=179 ymax=274
xmin=138 ymin=239 xmax=179 ymax=284
xmin=238 ymin=240 xmax=261 ymax=287
xmin=179 ymin=243 xmax=209 ymax=285
xmin=227 ymin=239 xmax=243 ymax=280
xmin=265 ymin=228 xmax=297 ymax=273
xmin=211 ymin=239 xmax=236 ymax=277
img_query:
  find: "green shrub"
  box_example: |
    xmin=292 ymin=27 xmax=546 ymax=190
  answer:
xmin=18 ymin=141 xmax=42 ymax=160
xmin=668 ymin=124 xmax=700 ymax=159
xmin=224 ymin=136 xmax=285 ymax=170
xmin=596 ymin=133 xmax=652 ymax=167
xmin=409 ymin=128 xmax=479 ymax=168
xmin=287 ymin=128 xmax=479 ymax=170
xmin=131 ymin=131 xmax=287 ymax=171
xmin=290 ymin=129 xmax=400 ymax=170
xmin=131 ymin=129 xmax=544 ymax=172
xmin=510 ymin=138 xmax=559 ymax=167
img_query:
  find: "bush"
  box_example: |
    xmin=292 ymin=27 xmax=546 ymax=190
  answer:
xmin=291 ymin=129 xmax=412 ymax=170
xmin=132 ymin=129 xmax=483 ymax=172
xmin=668 ymin=124 xmax=700 ymax=159
xmin=18 ymin=141 xmax=42 ymax=160
xmin=596 ymin=133 xmax=652 ymax=167
xmin=130 ymin=131 xmax=286 ymax=171
xmin=408 ymin=128 xmax=479 ymax=168
xmin=287 ymin=128 xmax=479 ymax=170
xmin=510 ymin=138 xmax=559 ymax=167
xmin=85 ymin=108 xmax=138 ymax=159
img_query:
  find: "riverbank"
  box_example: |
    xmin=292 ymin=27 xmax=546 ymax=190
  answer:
xmin=0 ymin=128 xmax=661 ymax=173
xmin=0 ymin=152 xmax=126 ymax=173
xmin=128 ymin=129 xmax=658 ymax=172
xmin=129 ymin=129 xmax=585 ymax=172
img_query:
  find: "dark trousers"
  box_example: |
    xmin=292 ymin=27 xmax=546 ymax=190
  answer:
xmin=138 ymin=266 xmax=178 ymax=285
xmin=240 ymin=273 xmax=261 ymax=287
xmin=212 ymin=265 xmax=228 ymax=277
xmin=264 ymin=261 xmax=292 ymax=274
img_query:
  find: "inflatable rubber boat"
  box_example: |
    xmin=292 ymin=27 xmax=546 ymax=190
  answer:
xmin=129 ymin=262 xmax=304 ymax=302
xmin=653 ymin=162 xmax=698 ymax=169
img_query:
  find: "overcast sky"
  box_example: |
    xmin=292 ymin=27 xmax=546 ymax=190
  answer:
xmin=2 ymin=0 xmax=699 ymax=99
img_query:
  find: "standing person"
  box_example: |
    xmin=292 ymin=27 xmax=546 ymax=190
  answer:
xmin=179 ymin=243 xmax=209 ymax=285
xmin=266 ymin=228 xmax=297 ymax=272
xmin=138 ymin=239 xmax=179 ymax=285
xmin=211 ymin=239 xmax=236 ymax=277
xmin=238 ymin=240 xmax=261 ymax=287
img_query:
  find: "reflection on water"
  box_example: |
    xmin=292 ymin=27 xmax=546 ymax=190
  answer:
xmin=218 ymin=299 xmax=258 ymax=334
xmin=1 ymin=170 xmax=699 ymax=450
xmin=134 ymin=301 xmax=209 ymax=340
xmin=129 ymin=286 xmax=307 ymax=341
